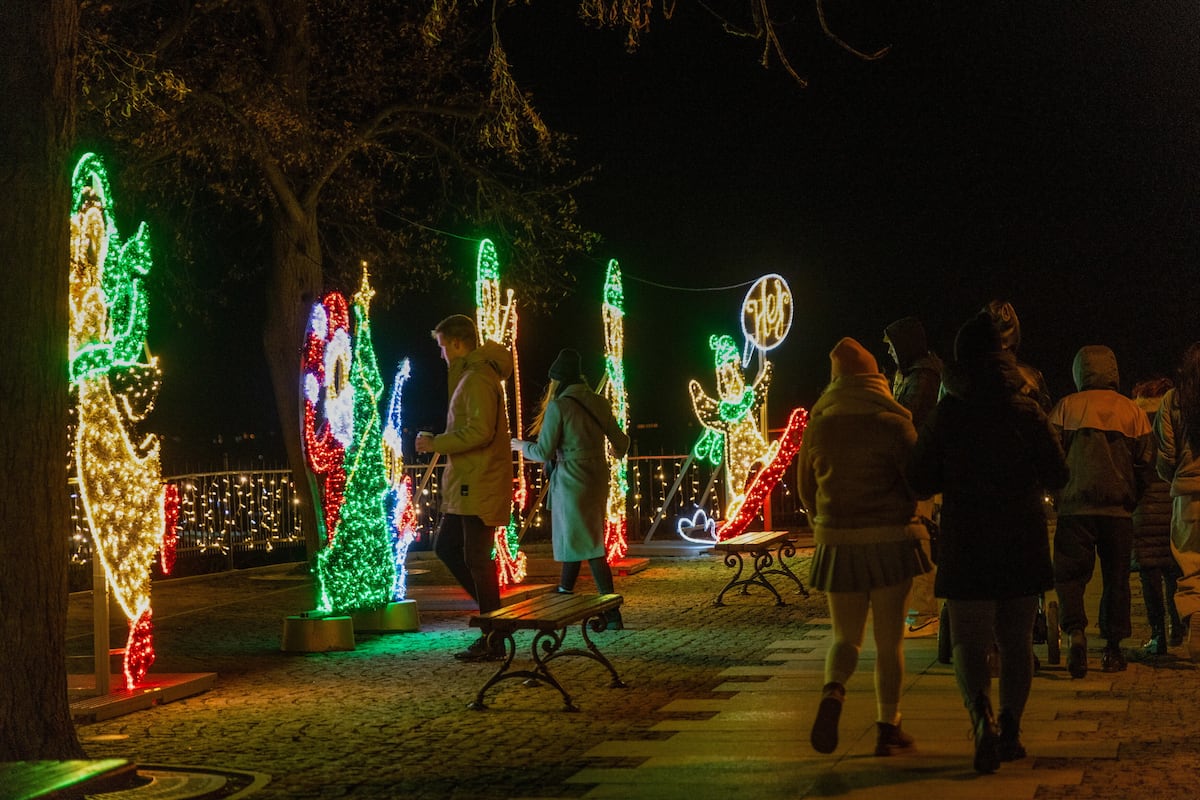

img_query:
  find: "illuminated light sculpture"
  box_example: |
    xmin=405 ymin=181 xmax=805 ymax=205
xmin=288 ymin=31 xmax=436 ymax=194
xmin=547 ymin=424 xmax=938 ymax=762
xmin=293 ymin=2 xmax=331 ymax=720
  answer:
xmin=688 ymin=273 xmax=809 ymax=541
xmin=473 ymin=239 xmax=527 ymax=586
xmin=69 ymin=152 xmax=170 ymax=687
xmin=716 ymin=407 xmax=808 ymax=540
xmin=305 ymin=267 xmax=399 ymax=615
xmin=383 ymin=359 xmax=420 ymax=601
xmin=689 ymin=333 xmax=773 ymax=523
xmin=600 ymin=259 xmax=631 ymax=561
xmin=302 ymin=292 xmax=353 ymax=544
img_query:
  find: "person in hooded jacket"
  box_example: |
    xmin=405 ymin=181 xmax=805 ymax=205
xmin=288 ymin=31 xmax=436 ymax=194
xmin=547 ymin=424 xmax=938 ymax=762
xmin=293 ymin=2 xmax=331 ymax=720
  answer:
xmin=884 ymin=316 xmax=944 ymax=430
xmin=798 ymin=337 xmax=933 ymax=759
xmin=982 ymin=300 xmax=1053 ymax=412
xmin=883 ymin=316 xmax=944 ymax=636
xmin=1049 ymin=345 xmax=1153 ymax=677
xmin=1130 ymin=377 xmax=1182 ymax=657
xmin=513 ymin=348 xmax=631 ymax=630
xmin=416 ymin=314 xmax=514 ymax=661
xmin=909 ymin=312 xmax=1068 ymax=773
xmin=1153 ymin=343 xmax=1200 ymax=662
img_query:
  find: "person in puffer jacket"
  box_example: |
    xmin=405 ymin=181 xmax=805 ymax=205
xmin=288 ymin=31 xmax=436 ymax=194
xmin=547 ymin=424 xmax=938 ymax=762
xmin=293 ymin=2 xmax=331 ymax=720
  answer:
xmin=1153 ymin=342 xmax=1200 ymax=662
xmin=1049 ymin=345 xmax=1153 ymax=677
xmin=1130 ymin=377 xmax=1182 ymax=657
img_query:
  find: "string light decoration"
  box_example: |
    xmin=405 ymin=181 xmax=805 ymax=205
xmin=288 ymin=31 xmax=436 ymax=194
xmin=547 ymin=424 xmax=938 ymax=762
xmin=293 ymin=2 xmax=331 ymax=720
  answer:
xmin=383 ymin=358 xmax=420 ymax=601
xmin=688 ymin=274 xmax=807 ymax=541
xmin=600 ymin=259 xmax=630 ymax=561
xmin=689 ymin=333 xmax=773 ymax=522
xmin=68 ymin=153 xmax=170 ymax=687
xmin=716 ymin=406 xmax=808 ymax=540
xmin=302 ymin=293 xmax=352 ymax=544
xmin=473 ymin=238 xmax=527 ymax=585
xmin=307 ymin=267 xmax=398 ymax=614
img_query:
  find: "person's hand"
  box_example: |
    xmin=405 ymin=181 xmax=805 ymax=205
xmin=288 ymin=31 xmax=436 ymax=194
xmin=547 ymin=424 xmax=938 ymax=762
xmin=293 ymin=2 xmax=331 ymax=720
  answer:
xmin=511 ymin=438 xmax=522 ymax=451
xmin=415 ymin=432 xmax=435 ymax=454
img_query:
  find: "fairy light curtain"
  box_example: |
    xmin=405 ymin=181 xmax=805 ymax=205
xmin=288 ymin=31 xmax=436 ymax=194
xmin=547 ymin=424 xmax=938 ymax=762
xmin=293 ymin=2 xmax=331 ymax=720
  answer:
xmin=68 ymin=152 xmax=174 ymax=687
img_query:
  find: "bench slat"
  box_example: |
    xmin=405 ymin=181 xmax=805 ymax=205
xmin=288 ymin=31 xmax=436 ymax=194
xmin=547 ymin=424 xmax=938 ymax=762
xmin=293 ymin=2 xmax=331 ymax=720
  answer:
xmin=470 ymin=593 xmax=622 ymax=633
xmin=1 ymin=759 xmax=135 ymax=800
xmin=714 ymin=530 xmax=790 ymax=551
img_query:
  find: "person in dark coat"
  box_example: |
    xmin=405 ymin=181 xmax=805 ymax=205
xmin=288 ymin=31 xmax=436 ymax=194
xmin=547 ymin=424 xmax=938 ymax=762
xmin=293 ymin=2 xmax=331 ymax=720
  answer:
xmin=909 ymin=312 xmax=1068 ymax=774
xmin=1131 ymin=377 xmax=1183 ymax=656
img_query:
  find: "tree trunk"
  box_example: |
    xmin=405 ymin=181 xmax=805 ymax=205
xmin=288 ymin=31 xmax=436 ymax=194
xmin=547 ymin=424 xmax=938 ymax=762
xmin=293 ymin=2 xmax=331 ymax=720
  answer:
xmin=0 ymin=0 xmax=85 ymax=760
xmin=263 ymin=208 xmax=325 ymax=563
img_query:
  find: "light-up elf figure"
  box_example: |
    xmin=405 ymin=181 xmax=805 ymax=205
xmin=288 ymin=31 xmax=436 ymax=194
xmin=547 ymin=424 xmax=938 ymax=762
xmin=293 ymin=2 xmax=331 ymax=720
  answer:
xmin=474 ymin=238 xmax=527 ymax=586
xmin=302 ymin=267 xmax=397 ymax=615
xmin=69 ymin=153 xmax=172 ymax=687
xmin=690 ymin=333 xmax=774 ymax=522
xmin=689 ymin=273 xmax=809 ymax=540
xmin=600 ymin=259 xmax=631 ymax=562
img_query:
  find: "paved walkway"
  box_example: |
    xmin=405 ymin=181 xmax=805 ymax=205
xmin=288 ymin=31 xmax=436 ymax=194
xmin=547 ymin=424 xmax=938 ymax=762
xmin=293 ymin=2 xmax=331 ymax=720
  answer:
xmin=69 ymin=544 xmax=1200 ymax=799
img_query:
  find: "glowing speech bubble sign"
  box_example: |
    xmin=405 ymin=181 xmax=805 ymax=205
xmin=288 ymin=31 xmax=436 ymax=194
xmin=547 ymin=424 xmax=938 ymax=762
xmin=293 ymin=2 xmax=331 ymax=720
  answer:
xmin=741 ymin=273 xmax=793 ymax=366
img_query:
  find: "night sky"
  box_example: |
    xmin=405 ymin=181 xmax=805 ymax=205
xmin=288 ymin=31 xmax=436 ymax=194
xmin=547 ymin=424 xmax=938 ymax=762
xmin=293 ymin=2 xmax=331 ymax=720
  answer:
xmin=149 ymin=3 xmax=1200 ymax=469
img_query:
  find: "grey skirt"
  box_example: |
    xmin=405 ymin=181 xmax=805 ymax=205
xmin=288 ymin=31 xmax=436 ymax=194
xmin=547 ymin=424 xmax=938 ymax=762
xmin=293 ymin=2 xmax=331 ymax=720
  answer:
xmin=809 ymin=538 xmax=934 ymax=593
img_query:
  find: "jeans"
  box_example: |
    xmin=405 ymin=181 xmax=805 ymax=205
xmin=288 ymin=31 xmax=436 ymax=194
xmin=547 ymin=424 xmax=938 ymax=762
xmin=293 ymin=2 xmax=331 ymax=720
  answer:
xmin=434 ymin=513 xmax=501 ymax=614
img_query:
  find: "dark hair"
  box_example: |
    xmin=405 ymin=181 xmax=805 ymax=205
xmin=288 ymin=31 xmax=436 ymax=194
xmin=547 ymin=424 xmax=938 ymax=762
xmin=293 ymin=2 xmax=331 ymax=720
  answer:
xmin=1176 ymin=343 xmax=1200 ymax=453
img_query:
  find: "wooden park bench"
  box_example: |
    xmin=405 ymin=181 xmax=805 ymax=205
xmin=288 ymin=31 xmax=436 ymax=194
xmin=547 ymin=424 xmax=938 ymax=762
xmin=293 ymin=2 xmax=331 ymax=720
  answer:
xmin=712 ymin=529 xmax=809 ymax=607
xmin=0 ymin=758 xmax=137 ymax=799
xmin=466 ymin=592 xmax=627 ymax=712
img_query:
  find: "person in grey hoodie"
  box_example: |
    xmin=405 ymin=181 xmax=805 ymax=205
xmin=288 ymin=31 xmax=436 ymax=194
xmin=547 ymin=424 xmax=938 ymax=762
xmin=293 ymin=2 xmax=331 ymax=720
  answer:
xmin=416 ymin=314 xmax=514 ymax=661
xmin=1048 ymin=345 xmax=1153 ymax=677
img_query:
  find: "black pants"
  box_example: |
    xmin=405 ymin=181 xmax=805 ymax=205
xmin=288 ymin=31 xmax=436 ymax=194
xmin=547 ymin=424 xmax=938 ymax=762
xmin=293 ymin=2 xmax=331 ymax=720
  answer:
xmin=1140 ymin=564 xmax=1183 ymax=639
xmin=1054 ymin=515 xmax=1132 ymax=643
xmin=434 ymin=513 xmax=501 ymax=614
xmin=560 ymin=557 xmax=616 ymax=595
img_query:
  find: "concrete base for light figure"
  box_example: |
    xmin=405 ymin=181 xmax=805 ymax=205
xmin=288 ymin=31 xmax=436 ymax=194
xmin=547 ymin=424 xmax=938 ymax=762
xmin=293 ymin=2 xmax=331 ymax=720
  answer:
xmin=280 ymin=614 xmax=355 ymax=652
xmin=352 ymin=599 xmax=420 ymax=633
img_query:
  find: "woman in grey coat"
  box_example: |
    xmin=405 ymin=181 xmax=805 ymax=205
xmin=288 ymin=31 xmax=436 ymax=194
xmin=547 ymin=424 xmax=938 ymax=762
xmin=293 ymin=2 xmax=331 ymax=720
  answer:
xmin=513 ymin=349 xmax=631 ymax=628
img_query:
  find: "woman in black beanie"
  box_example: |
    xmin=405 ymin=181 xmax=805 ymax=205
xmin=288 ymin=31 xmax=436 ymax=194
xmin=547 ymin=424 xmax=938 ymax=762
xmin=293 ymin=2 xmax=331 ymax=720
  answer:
xmin=513 ymin=349 xmax=631 ymax=628
xmin=909 ymin=312 xmax=1068 ymax=773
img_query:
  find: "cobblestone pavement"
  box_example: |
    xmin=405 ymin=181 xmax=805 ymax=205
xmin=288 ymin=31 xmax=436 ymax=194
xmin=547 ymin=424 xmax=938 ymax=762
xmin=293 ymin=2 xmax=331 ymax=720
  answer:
xmin=69 ymin=545 xmax=1200 ymax=799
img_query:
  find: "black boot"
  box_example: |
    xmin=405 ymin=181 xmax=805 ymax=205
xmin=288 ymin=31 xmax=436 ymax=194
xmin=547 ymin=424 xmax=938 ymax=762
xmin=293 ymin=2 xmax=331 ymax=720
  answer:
xmin=997 ymin=709 xmax=1026 ymax=761
xmin=874 ymin=719 xmax=915 ymax=756
xmin=971 ymin=692 xmax=1000 ymax=774
xmin=604 ymin=608 xmax=624 ymax=631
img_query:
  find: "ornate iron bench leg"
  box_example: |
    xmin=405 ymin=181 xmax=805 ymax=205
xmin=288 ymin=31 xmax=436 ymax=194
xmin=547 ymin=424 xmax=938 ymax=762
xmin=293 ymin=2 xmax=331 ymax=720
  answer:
xmin=770 ymin=539 xmax=810 ymax=597
xmin=746 ymin=548 xmax=786 ymax=605
xmin=542 ymin=613 xmax=628 ymax=691
xmin=714 ymin=550 xmax=746 ymax=606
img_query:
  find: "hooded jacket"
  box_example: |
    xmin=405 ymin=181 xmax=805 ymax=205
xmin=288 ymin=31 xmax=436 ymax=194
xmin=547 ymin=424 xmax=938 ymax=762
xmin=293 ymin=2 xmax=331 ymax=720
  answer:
xmin=433 ymin=340 xmax=514 ymax=526
xmin=797 ymin=372 xmax=921 ymax=543
xmin=909 ymin=350 xmax=1068 ymax=599
xmin=884 ymin=317 xmax=944 ymax=429
xmin=1048 ymin=345 xmax=1153 ymax=517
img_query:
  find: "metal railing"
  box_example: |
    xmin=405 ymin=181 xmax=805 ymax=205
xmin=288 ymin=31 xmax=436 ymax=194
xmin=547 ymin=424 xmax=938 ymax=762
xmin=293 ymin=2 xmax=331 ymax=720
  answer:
xmin=68 ymin=456 xmax=808 ymax=588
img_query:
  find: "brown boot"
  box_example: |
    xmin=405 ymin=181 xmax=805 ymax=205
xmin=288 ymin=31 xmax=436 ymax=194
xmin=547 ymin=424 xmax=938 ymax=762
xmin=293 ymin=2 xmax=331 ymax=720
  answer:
xmin=971 ymin=692 xmax=1000 ymax=774
xmin=810 ymin=682 xmax=845 ymax=754
xmin=874 ymin=720 xmax=915 ymax=756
